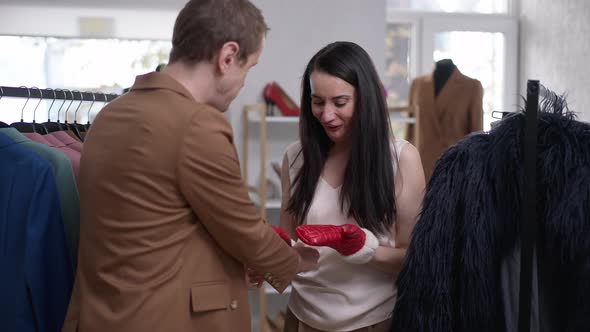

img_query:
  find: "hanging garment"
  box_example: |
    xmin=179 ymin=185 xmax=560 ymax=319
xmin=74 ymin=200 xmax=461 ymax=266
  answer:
xmin=0 ymin=132 xmax=74 ymax=332
xmin=65 ymin=130 xmax=83 ymax=143
xmin=0 ymin=128 xmax=80 ymax=267
xmin=49 ymin=131 xmax=83 ymax=153
xmin=23 ymin=133 xmax=81 ymax=184
xmin=22 ymin=132 xmax=53 ymax=146
xmin=406 ymin=68 xmax=483 ymax=181
xmin=390 ymin=94 xmax=590 ymax=332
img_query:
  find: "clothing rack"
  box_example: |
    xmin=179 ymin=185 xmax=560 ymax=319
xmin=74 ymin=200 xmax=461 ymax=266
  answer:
xmin=0 ymin=86 xmax=119 ymax=102
xmin=0 ymin=85 xmax=119 ymax=135
xmin=518 ymin=79 xmax=540 ymax=332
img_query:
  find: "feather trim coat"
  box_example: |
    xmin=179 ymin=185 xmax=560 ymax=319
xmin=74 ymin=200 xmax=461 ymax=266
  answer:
xmin=391 ymin=92 xmax=590 ymax=332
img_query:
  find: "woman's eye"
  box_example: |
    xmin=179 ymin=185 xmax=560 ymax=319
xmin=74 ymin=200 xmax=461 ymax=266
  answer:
xmin=335 ymin=102 xmax=346 ymax=108
xmin=313 ymin=101 xmax=325 ymax=106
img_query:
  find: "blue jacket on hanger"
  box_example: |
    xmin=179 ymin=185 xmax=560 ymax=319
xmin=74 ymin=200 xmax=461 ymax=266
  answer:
xmin=0 ymin=132 xmax=73 ymax=332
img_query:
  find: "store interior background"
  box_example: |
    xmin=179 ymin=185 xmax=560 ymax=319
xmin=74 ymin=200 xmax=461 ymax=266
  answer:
xmin=1 ymin=0 xmax=589 ymax=183
xmin=1 ymin=0 xmax=588 ymax=330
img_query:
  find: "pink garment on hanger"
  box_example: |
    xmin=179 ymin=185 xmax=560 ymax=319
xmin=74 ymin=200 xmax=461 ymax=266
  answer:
xmin=24 ymin=132 xmax=81 ymax=184
xmin=49 ymin=131 xmax=83 ymax=153
xmin=23 ymin=132 xmax=52 ymax=146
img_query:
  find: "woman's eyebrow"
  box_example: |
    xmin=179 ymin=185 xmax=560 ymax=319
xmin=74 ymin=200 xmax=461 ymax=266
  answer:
xmin=311 ymin=94 xmax=352 ymax=99
xmin=332 ymin=95 xmax=352 ymax=100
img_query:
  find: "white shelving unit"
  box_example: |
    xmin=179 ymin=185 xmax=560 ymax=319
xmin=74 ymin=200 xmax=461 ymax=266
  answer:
xmin=242 ymin=103 xmax=298 ymax=332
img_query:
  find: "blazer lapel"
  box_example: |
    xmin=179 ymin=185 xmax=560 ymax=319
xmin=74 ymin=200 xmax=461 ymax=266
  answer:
xmin=433 ymin=69 xmax=465 ymax=137
xmin=420 ymin=75 xmax=444 ymax=136
xmin=434 ymin=68 xmax=461 ymax=111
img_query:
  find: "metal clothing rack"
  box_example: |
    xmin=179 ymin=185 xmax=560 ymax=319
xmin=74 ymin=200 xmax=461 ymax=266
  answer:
xmin=0 ymin=86 xmax=119 ymax=102
xmin=1 ymin=85 xmax=120 ymax=134
xmin=519 ymin=79 xmax=540 ymax=332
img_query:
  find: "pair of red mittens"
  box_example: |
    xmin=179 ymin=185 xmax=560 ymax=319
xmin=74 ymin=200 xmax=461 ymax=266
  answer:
xmin=295 ymin=224 xmax=379 ymax=264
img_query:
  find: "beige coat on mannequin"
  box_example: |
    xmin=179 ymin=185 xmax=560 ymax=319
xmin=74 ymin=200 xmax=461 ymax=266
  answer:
xmin=406 ymin=68 xmax=483 ymax=181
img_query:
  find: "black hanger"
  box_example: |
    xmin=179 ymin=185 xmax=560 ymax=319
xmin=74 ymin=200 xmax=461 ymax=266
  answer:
xmin=62 ymin=90 xmax=79 ymax=134
xmin=84 ymin=93 xmax=96 ymax=133
xmin=79 ymin=91 xmax=95 ymax=134
xmin=61 ymin=89 xmax=75 ymax=132
xmin=70 ymin=91 xmax=85 ymax=140
xmin=10 ymin=86 xmax=36 ymax=133
xmin=82 ymin=92 xmax=96 ymax=135
xmin=83 ymin=92 xmax=99 ymax=138
xmin=41 ymin=88 xmax=58 ymax=133
xmin=0 ymin=87 xmax=10 ymax=128
xmin=85 ymin=92 xmax=107 ymax=132
xmin=44 ymin=89 xmax=69 ymax=133
xmin=44 ymin=88 xmax=57 ymax=129
xmin=30 ymin=87 xmax=49 ymax=134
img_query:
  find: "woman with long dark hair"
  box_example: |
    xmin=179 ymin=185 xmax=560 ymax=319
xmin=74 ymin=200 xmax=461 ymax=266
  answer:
xmin=279 ymin=41 xmax=425 ymax=331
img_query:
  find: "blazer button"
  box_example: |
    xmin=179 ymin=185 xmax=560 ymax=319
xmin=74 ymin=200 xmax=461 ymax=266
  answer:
xmin=230 ymin=299 xmax=238 ymax=310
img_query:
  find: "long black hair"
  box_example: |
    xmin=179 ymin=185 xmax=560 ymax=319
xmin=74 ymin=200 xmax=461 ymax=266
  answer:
xmin=287 ymin=41 xmax=397 ymax=235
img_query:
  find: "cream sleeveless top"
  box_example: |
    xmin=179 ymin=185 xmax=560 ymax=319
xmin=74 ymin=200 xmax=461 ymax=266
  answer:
xmin=284 ymin=139 xmax=408 ymax=331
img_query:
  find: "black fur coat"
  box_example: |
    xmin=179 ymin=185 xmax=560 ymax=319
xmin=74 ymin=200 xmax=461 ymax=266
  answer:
xmin=391 ymin=94 xmax=590 ymax=332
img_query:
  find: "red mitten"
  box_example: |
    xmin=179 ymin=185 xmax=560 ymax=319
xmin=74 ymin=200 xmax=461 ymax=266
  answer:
xmin=296 ymin=224 xmax=379 ymax=264
xmin=271 ymin=225 xmax=295 ymax=247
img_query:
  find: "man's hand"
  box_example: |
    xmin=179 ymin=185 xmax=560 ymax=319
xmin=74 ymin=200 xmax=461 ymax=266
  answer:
xmin=245 ymin=243 xmax=319 ymax=288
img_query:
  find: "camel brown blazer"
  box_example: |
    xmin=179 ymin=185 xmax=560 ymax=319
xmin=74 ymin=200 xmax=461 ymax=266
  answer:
xmin=407 ymin=69 xmax=483 ymax=181
xmin=62 ymin=72 xmax=298 ymax=332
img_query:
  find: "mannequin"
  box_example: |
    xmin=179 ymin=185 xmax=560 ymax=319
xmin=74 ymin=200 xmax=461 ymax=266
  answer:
xmin=406 ymin=59 xmax=483 ymax=180
xmin=433 ymin=59 xmax=456 ymax=97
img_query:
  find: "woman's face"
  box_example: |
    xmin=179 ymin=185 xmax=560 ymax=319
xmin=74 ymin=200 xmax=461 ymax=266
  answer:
xmin=309 ymin=71 xmax=356 ymax=145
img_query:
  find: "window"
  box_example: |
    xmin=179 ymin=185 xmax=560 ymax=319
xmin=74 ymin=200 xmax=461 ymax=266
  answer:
xmin=385 ymin=23 xmax=413 ymax=106
xmin=0 ymin=36 xmax=170 ymax=93
xmin=433 ymin=31 xmax=506 ymax=129
xmin=0 ymin=36 xmax=170 ymax=124
xmin=385 ymin=9 xmax=518 ymax=131
xmin=386 ymin=0 xmax=510 ymax=14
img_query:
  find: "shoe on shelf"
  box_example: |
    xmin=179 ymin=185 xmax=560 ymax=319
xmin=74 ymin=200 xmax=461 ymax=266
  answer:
xmin=263 ymin=82 xmax=300 ymax=117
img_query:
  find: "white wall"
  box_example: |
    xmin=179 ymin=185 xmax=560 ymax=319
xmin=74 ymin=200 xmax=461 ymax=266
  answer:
xmin=519 ymin=0 xmax=590 ymax=121
xmin=240 ymin=0 xmax=386 ymax=109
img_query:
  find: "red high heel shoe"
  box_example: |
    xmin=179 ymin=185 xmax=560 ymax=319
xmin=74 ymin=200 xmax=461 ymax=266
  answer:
xmin=263 ymin=82 xmax=300 ymax=116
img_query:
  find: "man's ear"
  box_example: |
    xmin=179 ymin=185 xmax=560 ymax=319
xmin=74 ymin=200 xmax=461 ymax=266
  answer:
xmin=216 ymin=41 xmax=240 ymax=74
